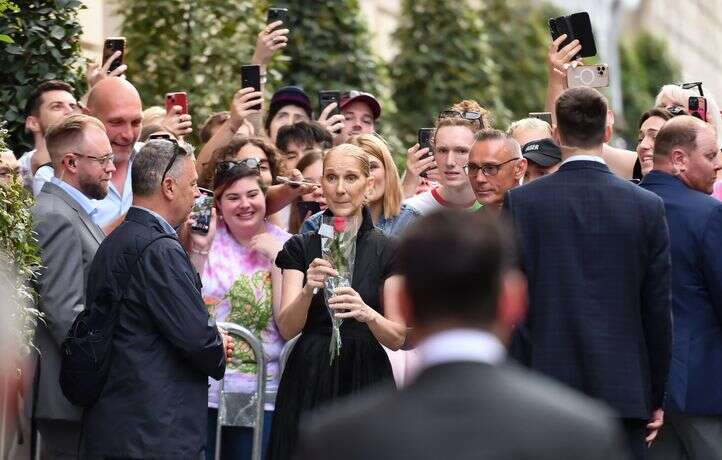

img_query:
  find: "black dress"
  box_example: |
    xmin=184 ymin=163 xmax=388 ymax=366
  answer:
xmin=267 ymin=207 xmax=397 ymax=460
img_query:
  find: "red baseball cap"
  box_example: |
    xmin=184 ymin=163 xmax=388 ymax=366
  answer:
xmin=339 ymin=90 xmax=381 ymax=119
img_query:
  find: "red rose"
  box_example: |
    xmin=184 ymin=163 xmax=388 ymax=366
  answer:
xmin=332 ymin=217 xmax=347 ymax=233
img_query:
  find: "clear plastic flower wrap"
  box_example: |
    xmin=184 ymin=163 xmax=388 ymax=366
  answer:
xmin=319 ymin=215 xmax=360 ymax=364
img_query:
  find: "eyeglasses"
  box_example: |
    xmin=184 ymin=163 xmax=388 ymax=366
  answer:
xmin=154 ymin=138 xmax=186 ymax=184
xmin=438 ymin=110 xmax=484 ymax=126
xmin=463 ymin=157 xmax=520 ymax=177
xmin=70 ymin=152 xmax=115 ymax=167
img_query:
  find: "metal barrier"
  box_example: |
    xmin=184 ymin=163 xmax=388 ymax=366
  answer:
xmin=278 ymin=334 xmax=300 ymax=377
xmin=214 ymin=322 xmax=265 ymax=460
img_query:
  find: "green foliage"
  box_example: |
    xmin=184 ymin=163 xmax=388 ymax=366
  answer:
xmin=0 ymin=122 xmax=42 ymax=353
xmin=483 ymin=0 xmax=564 ymax=124
xmin=0 ymin=0 xmax=87 ymax=155
xmin=391 ymin=0 xmax=509 ymax=146
xmin=117 ymin=0 xmax=278 ymax=145
xmin=279 ymin=0 xmax=401 ymax=155
xmin=619 ymin=31 xmax=680 ymax=145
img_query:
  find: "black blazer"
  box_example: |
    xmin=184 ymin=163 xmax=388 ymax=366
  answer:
xmin=81 ymin=207 xmax=226 ymax=459
xmin=296 ymin=361 xmax=631 ymax=460
xmin=504 ymin=160 xmax=672 ymax=419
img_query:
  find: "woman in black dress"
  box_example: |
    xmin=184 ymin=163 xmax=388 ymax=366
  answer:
xmin=267 ymin=144 xmax=406 ymax=459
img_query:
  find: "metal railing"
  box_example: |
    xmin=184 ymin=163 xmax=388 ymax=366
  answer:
xmin=214 ymin=322 xmax=265 ymax=460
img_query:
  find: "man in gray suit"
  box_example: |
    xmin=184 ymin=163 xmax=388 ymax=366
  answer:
xmin=32 ymin=113 xmax=115 ymax=459
xmin=297 ymin=210 xmax=632 ymax=460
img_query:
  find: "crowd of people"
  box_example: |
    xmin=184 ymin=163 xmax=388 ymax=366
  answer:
xmin=2 ymin=13 xmax=722 ymax=460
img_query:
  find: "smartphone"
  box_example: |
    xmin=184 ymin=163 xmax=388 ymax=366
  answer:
xmin=297 ymin=201 xmax=322 ymax=220
xmin=689 ymin=96 xmax=708 ymax=122
xmin=102 ymin=37 xmax=126 ymax=73
xmin=529 ymin=112 xmax=553 ymax=124
xmin=318 ymin=90 xmax=341 ymax=117
xmin=276 ymin=176 xmax=320 ymax=188
xmin=148 ymin=132 xmax=172 ymax=141
xmin=418 ymin=128 xmax=436 ymax=178
xmin=241 ymin=65 xmax=262 ymax=110
xmin=549 ymin=12 xmax=597 ymax=59
xmin=191 ymin=188 xmax=214 ymax=234
xmin=566 ymin=64 xmax=609 ymax=89
xmin=267 ymin=7 xmax=288 ymax=25
xmin=164 ymin=92 xmax=188 ymax=115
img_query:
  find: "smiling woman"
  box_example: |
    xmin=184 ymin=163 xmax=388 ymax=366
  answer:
xmin=188 ymin=163 xmax=291 ymax=459
xmin=267 ymin=143 xmax=406 ymax=460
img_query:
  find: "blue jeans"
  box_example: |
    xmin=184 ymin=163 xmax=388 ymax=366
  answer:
xmin=205 ymin=408 xmax=273 ymax=460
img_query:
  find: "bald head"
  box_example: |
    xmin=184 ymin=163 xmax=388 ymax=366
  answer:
xmin=85 ymin=77 xmax=143 ymax=161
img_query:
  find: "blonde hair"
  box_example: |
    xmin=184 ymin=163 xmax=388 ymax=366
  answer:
xmin=655 ymin=84 xmax=722 ymax=147
xmin=507 ymin=117 xmax=552 ymax=137
xmin=45 ymin=114 xmax=106 ymax=167
xmin=142 ymin=106 xmax=166 ymax=127
xmin=349 ymin=134 xmax=403 ymax=218
xmin=322 ymin=143 xmax=370 ymax=177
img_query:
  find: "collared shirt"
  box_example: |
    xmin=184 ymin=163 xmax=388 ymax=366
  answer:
xmin=131 ymin=206 xmax=177 ymax=236
xmin=92 ymin=142 xmax=144 ymax=227
xmin=50 ymin=177 xmax=99 ymax=221
xmin=415 ymin=328 xmax=506 ymax=378
xmin=560 ymin=154 xmax=606 ymax=166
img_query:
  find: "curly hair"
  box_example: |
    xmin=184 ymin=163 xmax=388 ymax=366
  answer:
xmin=200 ymin=135 xmax=284 ymax=189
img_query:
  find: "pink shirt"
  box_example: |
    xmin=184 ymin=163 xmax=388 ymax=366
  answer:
xmin=202 ymin=221 xmax=290 ymax=409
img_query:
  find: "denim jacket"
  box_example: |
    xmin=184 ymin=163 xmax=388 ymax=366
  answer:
xmin=299 ymin=204 xmax=421 ymax=236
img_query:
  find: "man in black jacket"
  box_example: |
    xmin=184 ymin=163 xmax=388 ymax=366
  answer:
xmin=296 ymin=210 xmax=631 ymax=460
xmin=81 ymin=139 xmax=228 ymax=459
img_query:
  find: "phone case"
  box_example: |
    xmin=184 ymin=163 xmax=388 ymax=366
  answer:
xmin=241 ymin=65 xmax=262 ymax=110
xmin=318 ymin=91 xmax=341 ymax=116
xmin=689 ymin=97 xmax=707 ymax=122
xmin=190 ymin=194 xmax=214 ymax=234
xmin=549 ymin=12 xmax=596 ymax=59
xmin=165 ymin=92 xmax=188 ymax=115
xmin=102 ymin=37 xmax=126 ymax=73
xmin=418 ymin=128 xmax=436 ymax=178
xmin=267 ymin=8 xmax=288 ymax=25
xmin=566 ymin=64 xmax=609 ymax=89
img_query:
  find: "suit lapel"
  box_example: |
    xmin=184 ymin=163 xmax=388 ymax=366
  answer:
xmin=44 ymin=182 xmax=105 ymax=244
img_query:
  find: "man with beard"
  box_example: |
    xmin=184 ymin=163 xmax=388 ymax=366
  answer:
xmin=31 ymin=114 xmax=114 ymax=459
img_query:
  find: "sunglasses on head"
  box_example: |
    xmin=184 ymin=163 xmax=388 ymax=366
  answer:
xmin=438 ymin=110 xmax=484 ymax=128
xmin=216 ymin=158 xmax=261 ymax=175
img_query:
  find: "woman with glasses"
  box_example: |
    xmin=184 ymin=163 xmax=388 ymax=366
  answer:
xmin=403 ymin=100 xmax=487 ymax=215
xmin=189 ymin=163 xmax=291 ymax=460
xmin=267 ymin=144 xmax=405 ymax=460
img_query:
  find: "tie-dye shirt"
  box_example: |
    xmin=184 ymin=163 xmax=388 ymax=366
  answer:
xmin=202 ymin=221 xmax=290 ymax=409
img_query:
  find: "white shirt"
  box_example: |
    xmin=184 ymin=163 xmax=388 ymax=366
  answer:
xmin=91 ymin=142 xmax=144 ymax=227
xmin=560 ymin=154 xmax=606 ymax=166
xmin=413 ymin=328 xmax=506 ymax=381
xmin=32 ymin=164 xmax=54 ymax=197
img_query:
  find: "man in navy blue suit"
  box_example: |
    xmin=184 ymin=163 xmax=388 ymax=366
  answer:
xmin=504 ymin=87 xmax=672 ymax=460
xmin=640 ymin=115 xmax=722 ymax=459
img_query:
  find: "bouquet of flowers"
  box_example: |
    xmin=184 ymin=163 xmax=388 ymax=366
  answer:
xmin=319 ymin=215 xmax=360 ymax=364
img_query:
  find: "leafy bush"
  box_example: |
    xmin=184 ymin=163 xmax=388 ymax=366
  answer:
xmin=0 ymin=0 xmax=87 ymax=155
xmin=619 ymin=31 xmax=680 ymax=145
xmin=390 ymin=0 xmax=509 ymax=146
xmin=0 ymin=122 xmax=42 ymax=353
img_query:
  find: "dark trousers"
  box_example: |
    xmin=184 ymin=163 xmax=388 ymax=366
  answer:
xmin=649 ymin=412 xmax=722 ymax=460
xmin=36 ymin=419 xmax=81 ymax=460
xmin=621 ymin=418 xmax=648 ymax=460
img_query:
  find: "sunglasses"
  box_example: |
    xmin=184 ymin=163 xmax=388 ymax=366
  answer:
xmin=438 ymin=110 xmax=484 ymax=127
xmin=216 ymin=158 xmax=261 ymax=175
xmin=150 ymin=138 xmax=187 ymax=184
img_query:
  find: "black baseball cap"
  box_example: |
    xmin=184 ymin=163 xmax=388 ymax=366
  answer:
xmin=521 ymin=138 xmax=561 ymax=167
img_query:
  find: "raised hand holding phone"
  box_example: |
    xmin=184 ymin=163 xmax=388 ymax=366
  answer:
xmin=162 ymin=93 xmax=193 ymax=138
xmin=548 ymin=34 xmax=582 ymax=83
xmin=228 ymin=87 xmax=263 ymax=132
xmin=317 ymin=101 xmax=345 ymax=140
xmin=86 ymin=50 xmax=127 ymax=88
xmin=252 ymin=16 xmax=289 ymax=66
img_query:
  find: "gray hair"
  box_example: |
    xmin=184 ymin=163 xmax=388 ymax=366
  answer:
xmin=473 ymin=128 xmax=522 ymax=158
xmin=131 ymin=139 xmax=194 ymax=196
